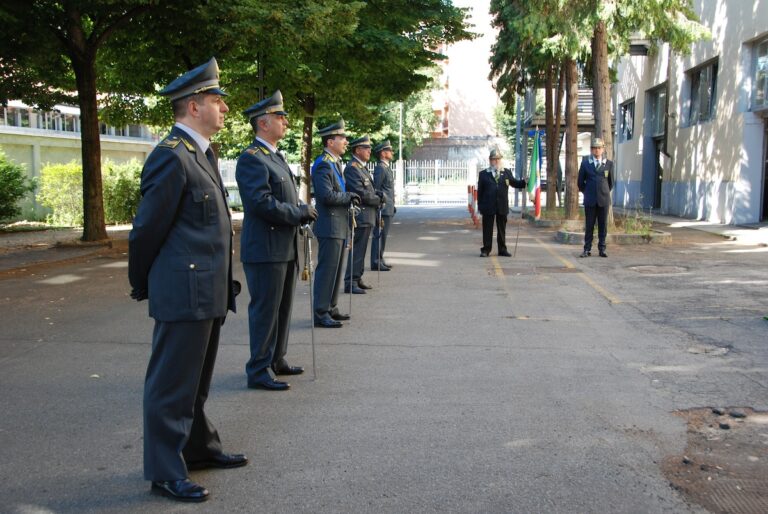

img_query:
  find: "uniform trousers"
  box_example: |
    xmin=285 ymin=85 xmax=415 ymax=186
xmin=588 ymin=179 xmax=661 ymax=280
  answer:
xmin=371 ymin=215 xmax=392 ymax=268
xmin=243 ymin=261 xmax=296 ymax=383
xmin=144 ymin=317 xmax=224 ymax=481
xmin=314 ymin=237 xmax=346 ymax=321
xmin=345 ymin=225 xmax=372 ymax=286
xmin=481 ymin=213 xmax=508 ymax=253
xmin=584 ymin=205 xmax=608 ymax=252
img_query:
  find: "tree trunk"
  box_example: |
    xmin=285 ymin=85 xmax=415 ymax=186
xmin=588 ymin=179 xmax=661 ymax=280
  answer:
xmin=564 ymin=59 xmax=579 ymax=220
xmin=592 ymin=19 xmax=613 ymax=159
xmin=554 ymin=63 xmax=565 ymax=207
xmin=73 ymin=55 xmax=108 ymax=241
xmin=544 ymin=66 xmax=556 ymax=212
xmin=299 ymin=95 xmax=316 ymax=204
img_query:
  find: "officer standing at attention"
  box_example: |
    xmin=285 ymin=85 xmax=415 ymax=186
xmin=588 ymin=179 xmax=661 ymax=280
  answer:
xmin=129 ymin=57 xmax=247 ymax=503
xmin=344 ymin=135 xmax=382 ymax=294
xmin=477 ymin=147 xmax=526 ymax=257
xmin=371 ymin=140 xmax=396 ymax=271
xmin=578 ymin=137 xmax=614 ymax=258
xmin=236 ymin=90 xmax=318 ymax=391
xmin=311 ymin=120 xmax=360 ymax=327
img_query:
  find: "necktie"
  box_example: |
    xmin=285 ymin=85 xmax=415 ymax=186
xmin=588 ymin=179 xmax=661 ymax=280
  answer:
xmin=205 ymin=147 xmax=219 ymax=172
xmin=205 ymin=147 xmax=224 ymax=190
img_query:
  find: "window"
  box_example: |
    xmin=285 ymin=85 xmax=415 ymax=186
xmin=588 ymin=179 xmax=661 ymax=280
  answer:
xmin=688 ymin=60 xmax=718 ymax=125
xmin=620 ymin=99 xmax=634 ymax=142
xmin=753 ymin=37 xmax=768 ymax=111
xmin=647 ymin=86 xmax=667 ymax=137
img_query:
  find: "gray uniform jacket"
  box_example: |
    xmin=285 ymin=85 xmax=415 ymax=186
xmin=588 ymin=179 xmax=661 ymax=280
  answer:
xmin=373 ymin=160 xmax=395 ymax=217
xmin=344 ymin=160 xmax=380 ymax=227
xmin=129 ymin=126 xmax=236 ymax=322
xmin=236 ymin=139 xmax=304 ymax=263
xmin=312 ymin=151 xmax=353 ymax=239
xmin=578 ymin=156 xmax=614 ymax=207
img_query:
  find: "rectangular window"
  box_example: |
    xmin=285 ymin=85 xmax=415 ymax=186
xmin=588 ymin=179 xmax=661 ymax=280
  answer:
xmin=0 ymin=107 xmax=6 ymax=126
xmin=753 ymin=37 xmax=768 ymax=111
xmin=620 ymin=99 xmax=635 ymax=142
xmin=688 ymin=60 xmax=718 ymax=125
xmin=647 ymin=86 xmax=667 ymax=137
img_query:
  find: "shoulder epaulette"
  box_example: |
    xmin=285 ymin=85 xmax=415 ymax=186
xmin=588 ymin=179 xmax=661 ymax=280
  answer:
xmin=322 ymin=154 xmax=334 ymax=162
xmin=158 ymin=136 xmax=182 ymax=149
xmin=351 ymin=161 xmax=363 ymax=169
xmin=245 ymin=148 xmax=258 ymax=155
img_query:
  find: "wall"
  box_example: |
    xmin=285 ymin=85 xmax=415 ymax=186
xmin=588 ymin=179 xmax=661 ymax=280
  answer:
xmin=0 ymin=128 xmax=155 ymax=219
xmin=615 ymin=0 xmax=768 ymax=224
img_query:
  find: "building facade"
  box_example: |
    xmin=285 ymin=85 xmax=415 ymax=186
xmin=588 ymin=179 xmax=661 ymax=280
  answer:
xmin=614 ymin=0 xmax=768 ymax=224
xmin=0 ymin=101 xmax=157 ymax=218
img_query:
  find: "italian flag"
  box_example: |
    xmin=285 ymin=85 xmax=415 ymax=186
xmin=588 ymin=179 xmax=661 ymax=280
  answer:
xmin=527 ymin=130 xmax=542 ymax=218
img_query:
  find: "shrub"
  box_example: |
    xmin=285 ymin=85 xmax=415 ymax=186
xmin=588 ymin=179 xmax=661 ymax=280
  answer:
xmin=0 ymin=150 xmax=35 ymax=222
xmin=103 ymin=159 xmax=142 ymax=224
xmin=38 ymin=161 xmax=83 ymax=226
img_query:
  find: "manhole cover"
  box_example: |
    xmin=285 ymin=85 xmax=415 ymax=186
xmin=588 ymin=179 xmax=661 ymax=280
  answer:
xmin=629 ymin=265 xmax=688 ymax=274
xmin=501 ymin=268 xmax=534 ymax=275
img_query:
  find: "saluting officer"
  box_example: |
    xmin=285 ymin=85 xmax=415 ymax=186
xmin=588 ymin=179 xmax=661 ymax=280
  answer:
xmin=344 ymin=135 xmax=381 ymax=293
xmin=129 ymin=57 xmax=247 ymax=503
xmin=477 ymin=147 xmax=526 ymax=257
xmin=311 ymin=120 xmax=360 ymax=327
xmin=237 ymin=90 xmax=318 ymax=391
xmin=371 ymin=140 xmax=396 ymax=271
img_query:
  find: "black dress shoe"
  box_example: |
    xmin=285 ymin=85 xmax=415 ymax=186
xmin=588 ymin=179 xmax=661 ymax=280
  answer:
xmin=151 ymin=479 xmax=209 ymax=502
xmin=357 ymin=280 xmax=373 ymax=290
xmin=315 ymin=317 xmax=343 ymax=327
xmin=579 ymin=250 xmax=591 ymax=258
xmin=499 ymin=250 xmax=512 ymax=257
xmin=344 ymin=285 xmax=366 ymax=294
xmin=272 ymin=364 xmax=304 ymax=375
xmin=187 ymin=453 xmax=249 ymax=471
xmin=599 ymin=250 xmax=608 ymax=258
xmin=480 ymin=251 xmax=489 ymax=257
xmin=383 ymin=262 xmax=393 ymax=268
xmin=330 ymin=312 xmax=350 ymax=321
xmin=247 ymin=378 xmax=290 ymax=391
xmin=371 ymin=263 xmax=391 ymax=271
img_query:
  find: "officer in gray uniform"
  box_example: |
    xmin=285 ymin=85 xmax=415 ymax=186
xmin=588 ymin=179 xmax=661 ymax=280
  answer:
xmin=129 ymin=58 xmax=247 ymax=503
xmin=311 ymin=120 xmax=360 ymax=327
xmin=344 ymin=135 xmax=382 ymax=293
xmin=237 ymin=90 xmax=318 ymax=391
xmin=371 ymin=140 xmax=396 ymax=271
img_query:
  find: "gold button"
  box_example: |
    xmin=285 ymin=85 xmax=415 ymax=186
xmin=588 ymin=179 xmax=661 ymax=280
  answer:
xmin=189 ymin=263 xmax=196 ymax=269
xmin=204 ymin=194 xmax=209 ymax=199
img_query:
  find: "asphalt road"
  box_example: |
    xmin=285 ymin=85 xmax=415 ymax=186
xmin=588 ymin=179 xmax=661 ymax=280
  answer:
xmin=1 ymin=206 xmax=766 ymax=513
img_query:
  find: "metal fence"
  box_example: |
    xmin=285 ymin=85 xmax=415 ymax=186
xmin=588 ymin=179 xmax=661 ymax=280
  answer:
xmin=219 ymin=158 xmax=486 ymax=206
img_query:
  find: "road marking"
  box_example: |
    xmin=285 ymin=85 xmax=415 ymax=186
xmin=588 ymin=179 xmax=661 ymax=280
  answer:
xmin=533 ymin=236 xmax=622 ymax=305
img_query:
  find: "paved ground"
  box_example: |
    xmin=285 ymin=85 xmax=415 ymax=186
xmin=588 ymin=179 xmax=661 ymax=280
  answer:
xmin=1 ymin=207 xmax=766 ymax=513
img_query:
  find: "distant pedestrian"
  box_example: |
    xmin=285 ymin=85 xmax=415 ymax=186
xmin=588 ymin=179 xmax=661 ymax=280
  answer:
xmin=371 ymin=140 xmax=396 ymax=271
xmin=477 ymin=147 xmax=526 ymax=257
xmin=578 ymin=137 xmax=614 ymax=258
xmin=237 ymin=90 xmax=317 ymax=391
xmin=344 ymin=135 xmax=381 ymax=293
xmin=128 ymin=57 xmax=247 ymax=503
xmin=311 ymin=120 xmax=360 ymax=327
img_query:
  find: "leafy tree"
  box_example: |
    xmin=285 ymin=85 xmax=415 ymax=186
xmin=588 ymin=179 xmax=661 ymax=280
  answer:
xmin=0 ymin=1 xmax=157 ymax=240
xmin=490 ymin=0 xmax=708 ymax=219
xmin=0 ymin=150 xmax=35 ymax=222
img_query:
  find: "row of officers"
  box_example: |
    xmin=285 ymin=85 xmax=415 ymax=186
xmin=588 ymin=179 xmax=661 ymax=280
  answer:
xmin=127 ymin=58 xmax=396 ymax=502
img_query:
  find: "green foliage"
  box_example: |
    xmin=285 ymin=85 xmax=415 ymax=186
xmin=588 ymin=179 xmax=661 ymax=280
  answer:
xmin=38 ymin=161 xmax=83 ymax=226
xmin=0 ymin=150 xmax=35 ymax=221
xmin=102 ymin=159 xmax=143 ymax=224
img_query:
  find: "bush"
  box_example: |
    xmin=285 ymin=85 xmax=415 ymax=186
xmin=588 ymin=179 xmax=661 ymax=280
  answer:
xmin=103 ymin=159 xmax=142 ymax=224
xmin=0 ymin=150 xmax=35 ymax=222
xmin=38 ymin=161 xmax=83 ymax=226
